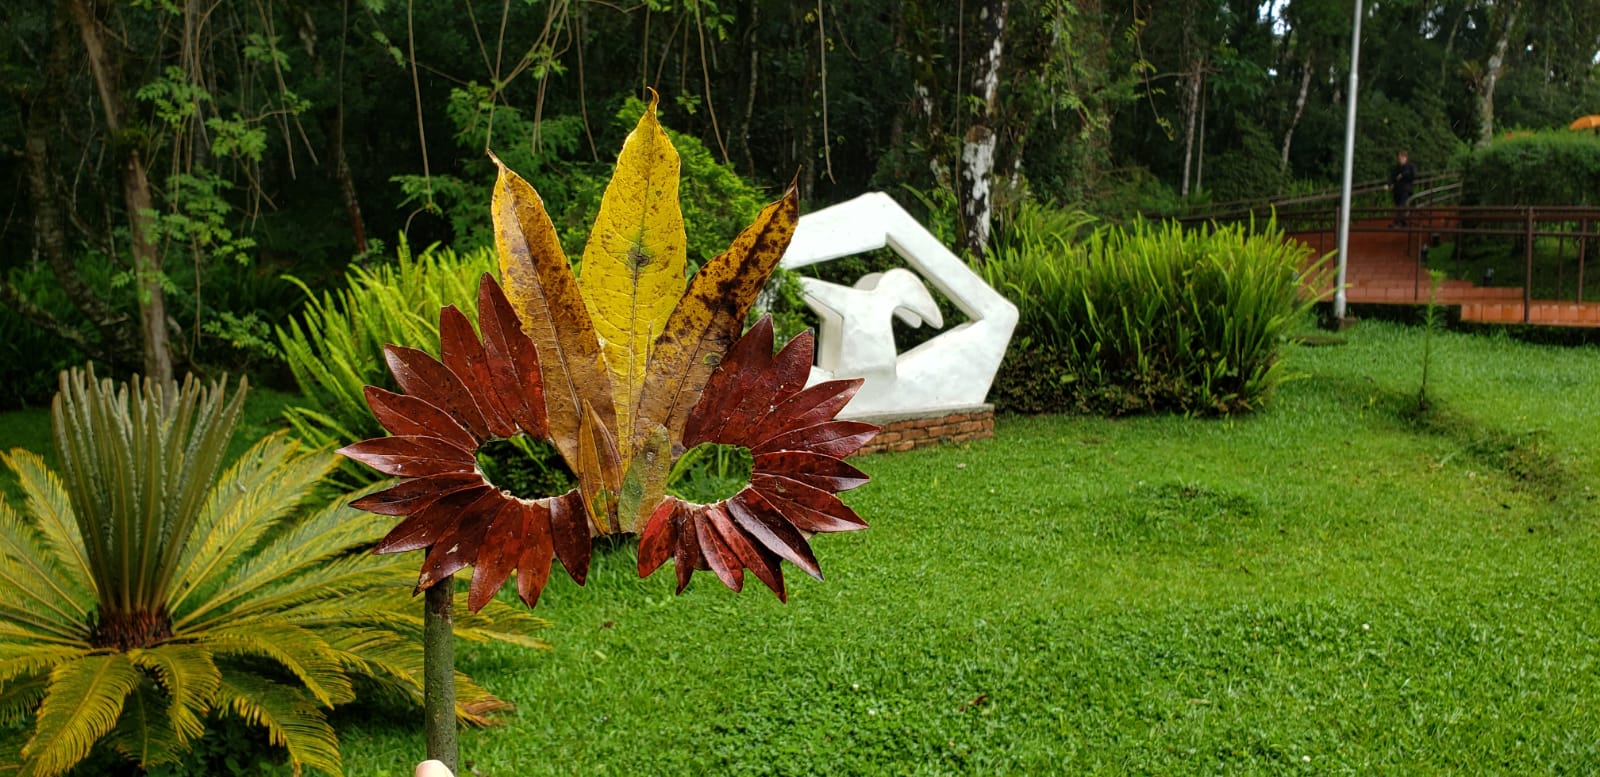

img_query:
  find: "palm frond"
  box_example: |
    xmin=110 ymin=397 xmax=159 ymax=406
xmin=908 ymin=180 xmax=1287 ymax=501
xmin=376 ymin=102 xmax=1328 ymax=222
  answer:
xmin=0 ymin=507 xmax=91 ymax=639
xmin=104 ymin=680 xmax=185 ymax=768
xmin=0 ymin=451 xmax=90 ymax=585
xmin=128 ymin=644 xmax=222 ymax=743
xmin=199 ymin=625 xmax=354 ymax=707
xmin=20 ymin=652 xmax=143 ymax=777
xmin=168 ymin=435 xmax=333 ymax=618
xmin=174 ymin=489 xmax=389 ymax=632
xmin=0 ymin=672 xmax=50 ymax=727
xmin=214 ymin=672 xmax=342 ymax=777
xmin=0 ymin=645 xmax=89 ymax=686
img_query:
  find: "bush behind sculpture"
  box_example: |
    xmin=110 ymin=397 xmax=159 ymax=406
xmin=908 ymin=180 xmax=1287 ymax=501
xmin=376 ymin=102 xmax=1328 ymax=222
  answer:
xmin=983 ymin=217 xmax=1317 ymax=416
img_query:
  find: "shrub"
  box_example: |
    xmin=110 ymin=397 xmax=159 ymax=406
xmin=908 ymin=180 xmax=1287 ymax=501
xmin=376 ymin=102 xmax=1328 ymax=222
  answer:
xmin=981 ymin=217 xmax=1319 ymax=416
xmin=0 ymin=367 xmax=544 ymax=776
xmin=1458 ymin=130 xmax=1600 ymax=207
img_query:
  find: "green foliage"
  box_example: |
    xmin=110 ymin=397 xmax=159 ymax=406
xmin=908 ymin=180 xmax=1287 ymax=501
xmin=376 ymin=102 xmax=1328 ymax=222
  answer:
xmin=0 ymin=368 xmax=546 ymax=776
xmin=982 ymin=216 xmax=1318 ymax=415
xmin=475 ymin=437 xmax=577 ymax=501
xmin=1458 ymin=131 xmax=1600 ymax=207
xmin=666 ymin=443 xmax=755 ymax=504
xmin=1201 ymin=120 xmax=1287 ymax=203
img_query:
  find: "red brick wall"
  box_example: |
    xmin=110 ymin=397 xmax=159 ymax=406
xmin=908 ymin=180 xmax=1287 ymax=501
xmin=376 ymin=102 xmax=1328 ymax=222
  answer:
xmin=853 ymin=406 xmax=995 ymax=455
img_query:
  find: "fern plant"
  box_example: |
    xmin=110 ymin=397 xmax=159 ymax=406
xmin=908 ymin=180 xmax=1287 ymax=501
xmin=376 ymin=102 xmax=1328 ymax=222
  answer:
xmin=0 ymin=367 xmax=546 ymax=776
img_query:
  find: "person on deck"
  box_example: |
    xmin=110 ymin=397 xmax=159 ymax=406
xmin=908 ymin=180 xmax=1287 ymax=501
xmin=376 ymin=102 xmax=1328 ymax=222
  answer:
xmin=1387 ymin=150 xmax=1417 ymax=228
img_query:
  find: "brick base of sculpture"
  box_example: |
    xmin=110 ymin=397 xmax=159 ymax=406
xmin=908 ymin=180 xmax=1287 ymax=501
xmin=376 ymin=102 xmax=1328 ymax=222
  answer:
xmin=850 ymin=405 xmax=995 ymax=455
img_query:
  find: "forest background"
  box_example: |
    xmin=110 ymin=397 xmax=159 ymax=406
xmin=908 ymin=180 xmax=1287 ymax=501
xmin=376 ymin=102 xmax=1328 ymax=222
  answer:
xmin=2 ymin=0 xmax=1598 ymax=408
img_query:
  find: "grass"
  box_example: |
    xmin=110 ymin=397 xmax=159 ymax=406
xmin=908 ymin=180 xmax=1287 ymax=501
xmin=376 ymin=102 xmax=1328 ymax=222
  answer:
xmin=329 ymin=321 xmax=1599 ymax=775
xmin=3 ymin=324 xmax=1597 ymax=774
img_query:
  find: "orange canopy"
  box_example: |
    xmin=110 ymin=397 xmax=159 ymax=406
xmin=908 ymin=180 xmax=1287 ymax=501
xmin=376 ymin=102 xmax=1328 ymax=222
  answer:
xmin=1569 ymin=115 xmax=1600 ymax=130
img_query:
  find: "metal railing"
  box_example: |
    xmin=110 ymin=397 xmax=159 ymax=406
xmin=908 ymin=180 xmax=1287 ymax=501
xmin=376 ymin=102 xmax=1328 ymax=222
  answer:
xmin=1268 ymin=205 xmax=1600 ymax=323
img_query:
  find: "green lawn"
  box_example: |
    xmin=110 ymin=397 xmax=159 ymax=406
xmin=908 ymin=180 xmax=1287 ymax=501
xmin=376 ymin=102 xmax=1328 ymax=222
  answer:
xmin=4 ymin=323 xmax=1598 ymax=775
xmin=330 ymin=322 xmax=1598 ymax=775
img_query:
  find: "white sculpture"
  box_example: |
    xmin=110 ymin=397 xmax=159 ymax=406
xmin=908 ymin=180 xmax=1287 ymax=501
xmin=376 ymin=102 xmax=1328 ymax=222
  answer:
xmin=780 ymin=192 xmax=1018 ymax=417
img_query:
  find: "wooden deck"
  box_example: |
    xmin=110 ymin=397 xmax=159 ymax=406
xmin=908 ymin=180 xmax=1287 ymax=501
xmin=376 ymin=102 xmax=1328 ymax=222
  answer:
xmin=1290 ymin=222 xmax=1600 ymax=328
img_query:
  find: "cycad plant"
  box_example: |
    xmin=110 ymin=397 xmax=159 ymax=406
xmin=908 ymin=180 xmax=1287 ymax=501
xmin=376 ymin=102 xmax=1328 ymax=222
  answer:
xmin=0 ymin=367 xmax=544 ymax=776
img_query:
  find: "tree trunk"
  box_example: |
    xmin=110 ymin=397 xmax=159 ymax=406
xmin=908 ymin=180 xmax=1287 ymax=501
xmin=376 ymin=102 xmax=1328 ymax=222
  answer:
xmin=959 ymin=0 xmax=1007 ymax=258
xmin=1280 ymin=52 xmax=1313 ymax=173
xmin=423 ymin=581 xmax=459 ymax=772
xmin=1180 ymin=57 xmax=1203 ymax=198
xmin=21 ymin=6 xmax=134 ymax=362
xmin=67 ymin=0 xmax=174 ymax=384
xmin=1476 ymin=1 xmax=1519 ymax=147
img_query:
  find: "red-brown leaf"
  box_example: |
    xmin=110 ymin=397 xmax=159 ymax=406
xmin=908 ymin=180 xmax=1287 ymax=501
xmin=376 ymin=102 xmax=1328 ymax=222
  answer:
xmin=363 ymin=387 xmax=477 ymax=452
xmin=373 ymin=485 xmax=496 ymax=554
xmin=468 ymin=500 xmax=526 ymax=612
xmin=674 ymin=505 xmax=706 ymax=593
xmin=726 ymin=490 xmax=822 ymax=579
xmin=549 ymin=490 xmax=591 ymax=585
xmin=718 ymin=331 xmax=815 ymax=447
xmin=384 ymin=345 xmax=492 ymax=440
xmin=440 ymin=305 xmax=517 ymax=439
xmin=417 ymin=494 xmax=502 ymax=591
xmin=478 ymin=275 xmax=548 ymax=438
xmin=747 ymin=379 xmax=863 ymax=447
xmin=637 ymin=497 xmax=680 ymax=578
xmin=351 ymin=473 xmax=486 ymax=516
xmin=705 ymin=502 xmax=784 ymax=598
xmin=337 ymin=436 xmax=475 ymax=478
xmin=752 ymin=451 xmax=870 ymax=493
xmin=751 ymin=420 xmax=879 ymax=458
xmin=751 ymin=473 xmax=869 ymax=533
xmin=515 ymin=500 xmax=556 ymax=608
xmin=695 ymin=511 xmax=744 ymax=592
xmin=683 ymin=317 xmax=773 ymax=447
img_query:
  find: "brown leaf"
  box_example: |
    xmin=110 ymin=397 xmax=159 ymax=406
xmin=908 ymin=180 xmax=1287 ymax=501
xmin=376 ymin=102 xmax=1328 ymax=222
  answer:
xmin=440 ymin=305 xmax=517 ymax=438
xmin=468 ymin=500 xmax=527 ymax=612
xmin=637 ymin=497 xmax=681 ymax=578
xmin=747 ymin=379 xmax=863 ymax=447
xmin=373 ymin=485 xmax=496 ymax=554
xmin=683 ymin=316 xmax=774 ymax=448
xmin=674 ymin=511 xmax=705 ymax=594
xmin=548 ymin=490 xmax=592 ymax=585
xmin=577 ymin=401 xmax=623 ymax=534
xmin=727 ymin=490 xmax=822 ymax=579
xmin=384 ymin=345 xmax=492 ymax=440
xmin=751 ymin=421 xmax=879 ymax=459
xmin=718 ymin=331 xmax=815 ymax=446
xmin=351 ymin=473 xmax=486 ymax=516
xmin=695 ymin=510 xmax=744 ymax=592
xmin=477 ymin=275 xmax=548 ymax=438
xmin=363 ymin=387 xmax=477 ymax=452
xmin=491 ymin=157 xmax=616 ymax=467
xmin=634 ymin=187 xmax=799 ymax=453
xmin=751 ymin=473 xmax=868 ymax=533
xmin=705 ymin=502 xmax=783 ymax=598
xmin=417 ymin=495 xmax=503 ymax=591
xmin=751 ymin=451 xmax=870 ymax=493
xmin=515 ymin=501 xmax=556 ymax=608
xmin=337 ymin=436 xmax=476 ymax=478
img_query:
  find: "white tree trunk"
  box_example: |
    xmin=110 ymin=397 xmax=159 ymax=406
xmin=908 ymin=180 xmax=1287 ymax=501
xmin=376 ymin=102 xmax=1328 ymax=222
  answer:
xmin=1180 ymin=58 xmax=1202 ymax=197
xmin=960 ymin=0 xmax=1007 ymax=258
xmin=1477 ymin=2 xmax=1519 ymax=146
xmin=1281 ymin=52 xmax=1313 ymax=172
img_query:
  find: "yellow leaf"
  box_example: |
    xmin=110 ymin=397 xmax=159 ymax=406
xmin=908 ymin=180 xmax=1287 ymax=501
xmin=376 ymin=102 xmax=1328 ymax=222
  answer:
xmin=491 ymin=155 xmax=616 ymax=468
xmin=634 ymin=184 xmax=800 ymax=451
xmin=577 ymin=92 xmax=687 ymax=457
